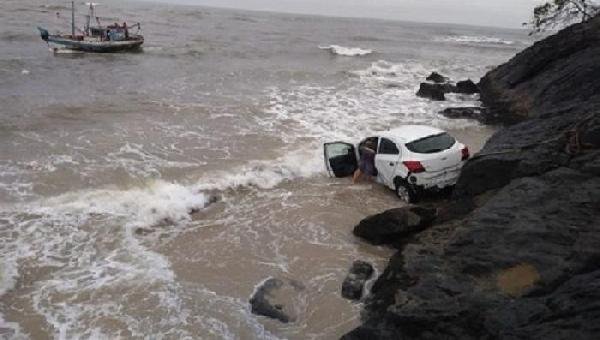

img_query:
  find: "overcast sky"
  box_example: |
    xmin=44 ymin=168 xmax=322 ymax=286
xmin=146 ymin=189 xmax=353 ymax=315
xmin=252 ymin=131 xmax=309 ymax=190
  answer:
xmin=147 ymin=0 xmax=542 ymax=28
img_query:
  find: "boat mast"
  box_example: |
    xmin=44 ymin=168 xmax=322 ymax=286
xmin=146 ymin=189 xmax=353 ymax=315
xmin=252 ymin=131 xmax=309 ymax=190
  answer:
xmin=71 ymin=1 xmax=75 ymax=37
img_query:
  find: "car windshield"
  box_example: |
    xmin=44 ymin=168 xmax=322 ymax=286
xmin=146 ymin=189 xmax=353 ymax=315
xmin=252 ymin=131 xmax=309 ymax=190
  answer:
xmin=405 ymin=133 xmax=456 ymax=154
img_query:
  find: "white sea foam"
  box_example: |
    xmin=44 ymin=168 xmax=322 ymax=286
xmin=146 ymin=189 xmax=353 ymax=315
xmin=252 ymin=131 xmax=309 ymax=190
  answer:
xmin=0 ymin=312 xmax=27 ymax=340
xmin=319 ymin=45 xmax=373 ymax=56
xmin=50 ymin=48 xmax=84 ymax=54
xmin=195 ymin=148 xmax=324 ymax=193
xmin=264 ymin=60 xmax=481 ymax=145
xmin=209 ymin=59 xmax=482 ymax=196
xmin=0 ymin=257 xmax=19 ymax=298
xmin=0 ymin=180 xmax=210 ymax=338
xmin=436 ymin=35 xmax=514 ymax=45
xmin=185 ymin=285 xmax=282 ymax=340
xmin=106 ymin=142 xmax=199 ymax=178
xmin=25 ymin=180 xmax=209 ymax=229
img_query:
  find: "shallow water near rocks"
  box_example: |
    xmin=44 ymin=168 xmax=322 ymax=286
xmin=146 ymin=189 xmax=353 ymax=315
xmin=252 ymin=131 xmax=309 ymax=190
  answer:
xmin=0 ymin=0 xmax=526 ymax=338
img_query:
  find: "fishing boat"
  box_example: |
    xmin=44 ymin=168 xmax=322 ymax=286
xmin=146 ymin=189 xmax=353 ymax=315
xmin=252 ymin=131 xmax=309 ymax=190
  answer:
xmin=38 ymin=2 xmax=143 ymax=53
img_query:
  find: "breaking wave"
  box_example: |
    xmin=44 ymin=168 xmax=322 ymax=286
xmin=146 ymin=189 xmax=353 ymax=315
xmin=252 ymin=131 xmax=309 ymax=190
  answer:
xmin=318 ymin=44 xmax=373 ymax=56
xmin=436 ymin=35 xmax=514 ymax=45
xmin=24 ymin=181 xmax=210 ymax=228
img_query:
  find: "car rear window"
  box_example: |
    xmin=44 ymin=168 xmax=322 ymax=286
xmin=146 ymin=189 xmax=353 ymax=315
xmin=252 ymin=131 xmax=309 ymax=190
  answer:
xmin=405 ymin=133 xmax=456 ymax=154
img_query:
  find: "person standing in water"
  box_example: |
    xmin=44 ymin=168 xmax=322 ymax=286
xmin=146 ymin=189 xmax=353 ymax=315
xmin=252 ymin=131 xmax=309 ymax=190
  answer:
xmin=353 ymin=140 xmax=377 ymax=183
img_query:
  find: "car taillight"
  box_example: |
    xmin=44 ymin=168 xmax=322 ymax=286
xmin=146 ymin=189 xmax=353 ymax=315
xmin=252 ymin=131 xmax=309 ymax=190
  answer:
xmin=403 ymin=161 xmax=425 ymax=173
xmin=461 ymin=146 xmax=470 ymax=161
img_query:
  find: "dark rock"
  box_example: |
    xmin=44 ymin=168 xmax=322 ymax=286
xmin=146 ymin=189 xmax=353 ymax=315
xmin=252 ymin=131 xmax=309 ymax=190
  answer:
xmin=478 ymin=15 xmax=600 ymax=124
xmin=342 ymin=260 xmax=374 ymax=300
xmin=341 ymin=326 xmax=396 ymax=340
xmin=416 ymin=81 xmax=461 ymax=101
xmin=439 ymin=107 xmax=488 ymax=122
xmin=452 ymin=110 xmax=597 ymax=206
xmin=134 ymin=227 xmax=154 ymax=235
xmin=249 ymin=278 xmax=289 ymax=323
xmin=416 ymin=83 xmax=447 ymax=101
xmin=353 ymin=206 xmax=437 ymax=245
xmin=455 ymin=79 xmax=479 ymax=94
xmin=425 ymin=71 xmax=447 ymax=83
xmin=347 ymin=168 xmax=600 ymax=339
xmin=249 ymin=277 xmax=305 ymax=323
xmin=580 ymin=152 xmax=600 ymax=176
xmin=350 ymin=260 xmax=374 ymax=278
xmin=581 ymin=125 xmax=600 ymax=148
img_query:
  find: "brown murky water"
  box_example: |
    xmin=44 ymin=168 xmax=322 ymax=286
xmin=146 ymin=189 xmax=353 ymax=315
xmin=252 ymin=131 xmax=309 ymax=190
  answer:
xmin=0 ymin=0 xmax=524 ymax=337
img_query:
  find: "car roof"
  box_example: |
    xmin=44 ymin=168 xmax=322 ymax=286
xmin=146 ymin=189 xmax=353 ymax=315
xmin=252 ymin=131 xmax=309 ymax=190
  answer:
xmin=377 ymin=125 xmax=445 ymax=143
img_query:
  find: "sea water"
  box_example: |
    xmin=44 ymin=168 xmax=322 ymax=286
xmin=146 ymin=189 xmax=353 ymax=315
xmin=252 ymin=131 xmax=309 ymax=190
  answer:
xmin=0 ymin=0 xmax=529 ymax=338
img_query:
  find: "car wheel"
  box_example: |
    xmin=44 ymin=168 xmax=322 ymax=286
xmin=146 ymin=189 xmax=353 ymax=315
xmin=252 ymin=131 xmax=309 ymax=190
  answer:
xmin=395 ymin=182 xmax=416 ymax=203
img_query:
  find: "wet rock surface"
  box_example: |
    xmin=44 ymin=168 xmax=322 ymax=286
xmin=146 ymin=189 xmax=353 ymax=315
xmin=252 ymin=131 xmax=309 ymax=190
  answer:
xmin=344 ymin=16 xmax=600 ymax=340
xmin=249 ymin=277 xmax=305 ymax=323
xmin=425 ymin=71 xmax=448 ymax=83
xmin=439 ymin=106 xmax=487 ymax=122
xmin=341 ymin=261 xmax=374 ymax=300
xmin=416 ymin=82 xmax=447 ymax=101
xmin=353 ymin=206 xmax=437 ymax=246
xmin=417 ymin=75 xmax=480 ymax=101
xmin=478 ymin=15 xmax=600 ymax=124
xmin=346 ymin=169 xmax=600 ymax=339
xmin=455 ymin=79 xmax=479 ymax=94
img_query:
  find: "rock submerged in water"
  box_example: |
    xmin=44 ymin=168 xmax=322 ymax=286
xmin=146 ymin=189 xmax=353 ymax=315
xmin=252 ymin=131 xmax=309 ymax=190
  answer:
xmin=455 ymin=79 xmax=479 ymax=94
xmin=417 ymin=72 xmax=480 ymax=101
xmin=416 ymin=80 xmax=478 ymax=101
xmin=353 ymin=206 xmax=437 ymax=246
xmin=439 ymin=106 xmax=488 ymax=122
xmin=341 ymin=260 xmax=374 ymax=300
xmin=425 ymin=71 xmax=447 ymax=83
xmin=416 ymin=83 xmax=447 ymax=101
xmin=249 ymin=277 xmax=305 ymax=323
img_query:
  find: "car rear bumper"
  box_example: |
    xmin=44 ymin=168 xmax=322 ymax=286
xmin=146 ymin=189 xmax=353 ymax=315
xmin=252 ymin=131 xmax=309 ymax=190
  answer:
xmin=410 ymin=166 xmax=461 ymax=190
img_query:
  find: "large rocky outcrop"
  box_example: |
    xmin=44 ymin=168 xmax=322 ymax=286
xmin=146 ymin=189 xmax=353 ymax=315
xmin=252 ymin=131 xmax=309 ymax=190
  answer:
xmin=455 ymin=14 xmax=600 ymax=211
xmin=344 ymin=16 xmax=600 ymax=340
xmin=478 ymin=15 xmax=600 ymax=124
xmin=346 ymin=168 xmax=600 ymax=339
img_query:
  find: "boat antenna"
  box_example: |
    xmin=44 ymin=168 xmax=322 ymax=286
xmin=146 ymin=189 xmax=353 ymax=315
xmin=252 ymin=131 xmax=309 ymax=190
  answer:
xmin=71 ymin=0 xmax=75 ymax=37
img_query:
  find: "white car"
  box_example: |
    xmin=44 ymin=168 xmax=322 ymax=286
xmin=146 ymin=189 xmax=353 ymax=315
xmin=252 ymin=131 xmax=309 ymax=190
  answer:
xmin=324 ymin=125 xmax=469 ymax=202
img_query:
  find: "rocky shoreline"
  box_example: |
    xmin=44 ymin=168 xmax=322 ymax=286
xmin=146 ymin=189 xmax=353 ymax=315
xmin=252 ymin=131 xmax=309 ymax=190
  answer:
xmin=343 ymin=15 xmax=600 ymax=339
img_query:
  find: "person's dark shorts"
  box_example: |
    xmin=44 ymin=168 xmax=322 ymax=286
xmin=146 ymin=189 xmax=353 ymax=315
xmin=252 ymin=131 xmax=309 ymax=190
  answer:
xmin=359 ymin=160 xmax=376 ymax=176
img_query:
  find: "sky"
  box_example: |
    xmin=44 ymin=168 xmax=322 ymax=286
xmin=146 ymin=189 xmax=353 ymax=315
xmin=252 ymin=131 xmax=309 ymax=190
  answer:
xmin=145 ymin=0 xmax=543 ymax=28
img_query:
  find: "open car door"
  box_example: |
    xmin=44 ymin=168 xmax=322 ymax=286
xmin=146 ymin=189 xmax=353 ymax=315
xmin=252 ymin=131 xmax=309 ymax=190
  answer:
xmin=324 ymin=142 xmax=358 ymax=178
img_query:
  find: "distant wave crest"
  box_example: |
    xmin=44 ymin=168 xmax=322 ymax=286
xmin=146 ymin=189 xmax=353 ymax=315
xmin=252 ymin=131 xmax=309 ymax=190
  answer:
xmin=319 ymin=44 xmax=373 ymax=56
xmin=436 ymin=35 xmax=514 ymax=45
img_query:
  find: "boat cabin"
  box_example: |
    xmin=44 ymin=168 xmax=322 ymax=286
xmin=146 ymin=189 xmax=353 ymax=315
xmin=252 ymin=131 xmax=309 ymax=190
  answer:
xmin=87 ymin=24 xmax=129 ymax=41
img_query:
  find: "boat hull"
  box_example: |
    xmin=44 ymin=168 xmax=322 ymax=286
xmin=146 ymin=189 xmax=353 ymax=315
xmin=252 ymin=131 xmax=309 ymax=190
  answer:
xmin=46 ymin=35 xmax=144 ymax=53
